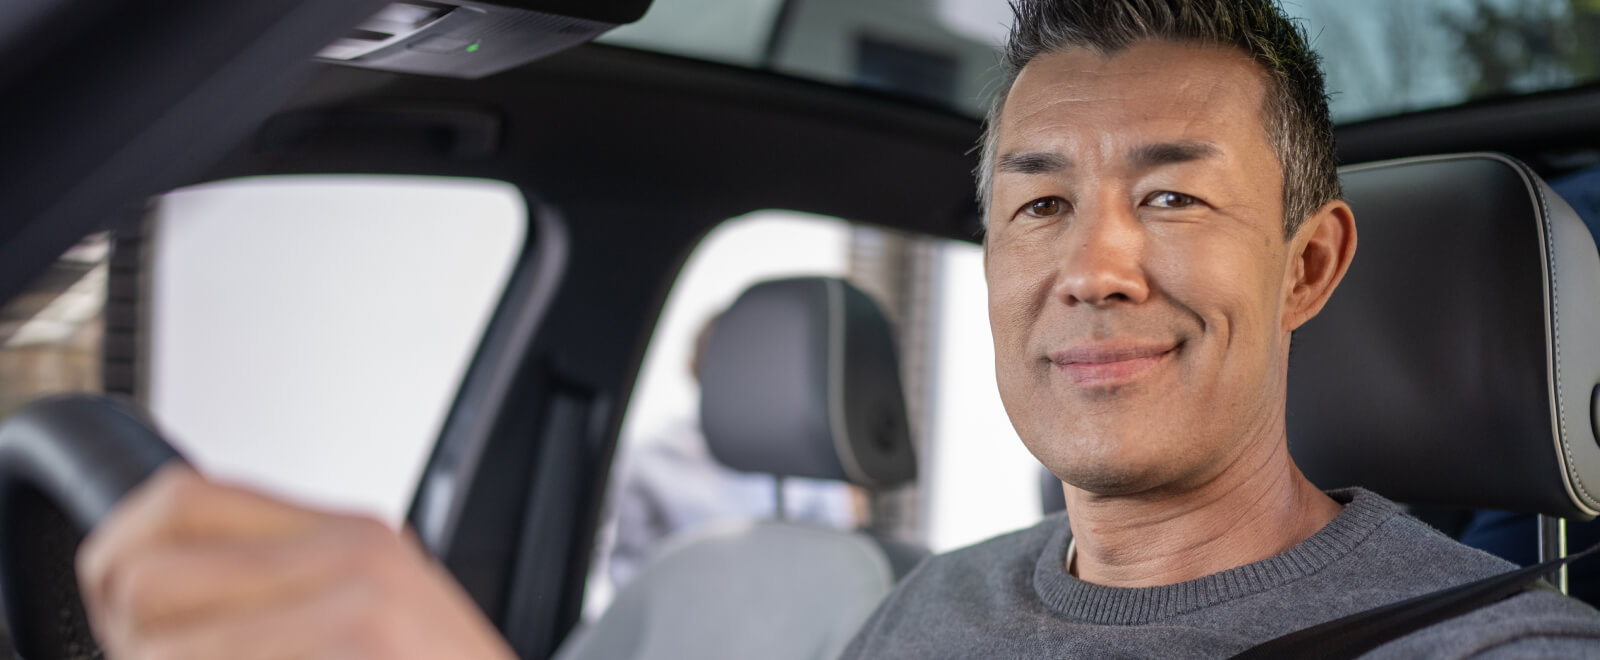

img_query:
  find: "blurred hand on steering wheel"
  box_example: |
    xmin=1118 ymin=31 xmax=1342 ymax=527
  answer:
xmin=76 ymin=464 xmax=516 ymax=659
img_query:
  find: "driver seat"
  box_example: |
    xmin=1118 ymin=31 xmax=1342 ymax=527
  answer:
xmin=1288 ymin=152 xmax=1600 ymax=561
xmin=554 ymin=276 xmax=922 ymax=660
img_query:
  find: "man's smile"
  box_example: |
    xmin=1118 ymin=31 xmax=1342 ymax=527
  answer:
xmin=1049 ymin=341 xmax=1180 ymax=387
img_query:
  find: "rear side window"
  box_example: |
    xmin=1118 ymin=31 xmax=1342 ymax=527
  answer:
xmin=924 ymin=240 xmax=1043 ymax=552
xmin=148 ymin=175 xmax=525 ymax=524
xmin=589 ymin=211 xmax=857 ymax=615
xmin=585 ymin=210 xmax=1043 ymax=619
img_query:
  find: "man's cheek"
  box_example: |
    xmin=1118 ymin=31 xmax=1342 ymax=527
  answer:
xmin=987 ymin=284 xmax=1036 ymax=353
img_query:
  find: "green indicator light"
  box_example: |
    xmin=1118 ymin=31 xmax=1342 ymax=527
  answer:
xmin=466 ymin=42 xmax=480 ymax=53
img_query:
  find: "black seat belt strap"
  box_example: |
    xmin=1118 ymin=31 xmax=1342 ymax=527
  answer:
xmin=1228 ymin=541 xmax=1600 ymax=660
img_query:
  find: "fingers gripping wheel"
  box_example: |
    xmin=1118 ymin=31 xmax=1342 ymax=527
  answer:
xmin=0 ymin=395 xmax=182 ymax=659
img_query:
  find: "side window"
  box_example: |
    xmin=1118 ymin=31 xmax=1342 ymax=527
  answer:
xmin=145 ymin=175 xmax=526 ymax=524
xmin=622 ymin=212 xmax=851 ymax=449
xmin=588 ymin=211 xmax=856 ymax=615
xmin=923 ymin=240 xmax=1044 ymax=552
xmin=0 ymin=234 xmax=109 ymax=418
xmin=584 ymin=210 xmax=1042 ymax=617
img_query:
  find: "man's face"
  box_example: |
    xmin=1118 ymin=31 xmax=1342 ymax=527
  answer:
xmin=985 ymin=40 xmax=1297 ymax=496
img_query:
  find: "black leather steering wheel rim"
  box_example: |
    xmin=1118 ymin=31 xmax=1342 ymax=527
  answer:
xmin=0 ymin=394 xmax=182 ymax=660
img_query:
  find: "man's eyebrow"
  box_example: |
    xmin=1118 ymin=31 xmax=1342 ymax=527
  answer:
xmin=996 ymin=151 xmax=1071 ymax=175
xmin=1128 ymin=141 xmax=1222 ymax=170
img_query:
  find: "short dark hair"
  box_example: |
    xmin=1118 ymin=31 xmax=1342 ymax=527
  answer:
xmin=978 ymin=0 xmax=1341 ymax=238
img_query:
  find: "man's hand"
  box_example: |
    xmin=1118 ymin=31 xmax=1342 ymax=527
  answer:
xmin=77 ymin=464 xmax=517 ymax=659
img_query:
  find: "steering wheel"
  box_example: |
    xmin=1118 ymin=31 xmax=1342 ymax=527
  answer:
xmin=0 ymin=395 xmax=181 ymax=660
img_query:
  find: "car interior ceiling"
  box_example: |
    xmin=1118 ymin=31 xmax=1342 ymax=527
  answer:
xmin=8 ymin=0 xmax=1600 ymax=656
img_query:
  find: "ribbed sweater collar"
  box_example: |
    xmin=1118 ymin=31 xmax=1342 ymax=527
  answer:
xmin=1032 ymin=488 xmax=1397 ymax=625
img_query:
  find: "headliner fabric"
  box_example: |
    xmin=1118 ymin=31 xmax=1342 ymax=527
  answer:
xmin=1287 ymin=153 xmax=1600 ymax=519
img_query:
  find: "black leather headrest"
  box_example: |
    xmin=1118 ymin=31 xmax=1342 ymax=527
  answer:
xmin=700 ymin=277 xmax=917 ymax=489
xmin=1288 ymin=153 xmax=1600 ymax=520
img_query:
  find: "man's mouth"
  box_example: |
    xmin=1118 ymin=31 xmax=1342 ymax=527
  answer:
xmin=1049 ymin=342 xmax=1179 ymax=387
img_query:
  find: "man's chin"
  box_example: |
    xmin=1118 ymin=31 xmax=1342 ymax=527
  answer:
xmin=1050 ymin=456 xmax=1179 ymax=498
xmin=1060 ymin=470 xmax=1165 ymax=498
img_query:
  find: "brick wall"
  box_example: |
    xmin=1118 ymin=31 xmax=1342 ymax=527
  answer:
xmin=0 ymin=315 xmax=103 ymax=419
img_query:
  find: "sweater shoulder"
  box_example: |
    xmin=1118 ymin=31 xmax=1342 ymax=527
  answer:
xmin=922 ymin=513 xmax=1063 ymax=574
xmin=837 ymin=515 xmax=1064 ymax=659
xmin=1357 ymin=507 xmax=1520 ymax=584
xmin=1367 ymin=588 xmax=1600 ymax=658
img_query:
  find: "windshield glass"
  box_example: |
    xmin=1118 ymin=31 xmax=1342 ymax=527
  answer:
xmin=599 ymin=0 xmax=1600 ymax=123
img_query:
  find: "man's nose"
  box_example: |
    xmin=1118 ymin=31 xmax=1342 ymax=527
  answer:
xmin=1051 ymin=206 xmax=1150 ymax=306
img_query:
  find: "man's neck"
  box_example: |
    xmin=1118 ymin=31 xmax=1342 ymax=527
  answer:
xmin=1062 ymin=438 xmax=1342 ymax=588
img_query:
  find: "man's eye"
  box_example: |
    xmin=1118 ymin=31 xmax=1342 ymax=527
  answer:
xmin=1023 ymin=197 xmax=1067 ymax=218
xmin=1145 ymin=191 xmax=1198 ymax=208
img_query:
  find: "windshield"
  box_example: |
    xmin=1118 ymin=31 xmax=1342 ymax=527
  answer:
xmin=599 ymin=0 xmax=1600 ymax=123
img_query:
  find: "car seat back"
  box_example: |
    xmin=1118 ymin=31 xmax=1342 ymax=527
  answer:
xmin=555 ymin=521 xmax=897 ymax=660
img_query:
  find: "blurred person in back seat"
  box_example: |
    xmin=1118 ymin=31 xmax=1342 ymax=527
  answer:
xmin=600 ymin=313 xmax=863 ymax=591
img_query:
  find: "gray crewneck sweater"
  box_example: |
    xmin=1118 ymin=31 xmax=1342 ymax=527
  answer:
xmin=841 ymin=489 xmax=1600 ymax=658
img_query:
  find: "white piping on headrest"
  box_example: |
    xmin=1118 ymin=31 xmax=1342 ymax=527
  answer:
xmin=827 ymin=279 xmax=872 ymax=486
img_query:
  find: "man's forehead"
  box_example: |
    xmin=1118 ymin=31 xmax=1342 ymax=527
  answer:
xmin=995 ymin=141 xmax=1224 ymax=176
xmin=998 ymin=40 xmax=1272 ymax=155
xmin=1012 ymin=38 xmax=1266 ymax=88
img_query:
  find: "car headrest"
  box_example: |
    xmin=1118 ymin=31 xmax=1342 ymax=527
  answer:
xmin=1287 ymin=153 xmax=1600 ymax=520
xmin=1040 ymin=465 xmax=1066 ymax=516
xmin=700 ymin=277 xmax=917 ymax=489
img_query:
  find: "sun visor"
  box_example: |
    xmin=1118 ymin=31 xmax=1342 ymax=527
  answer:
xmin=314 ymin=0 xmax=652 ymax=79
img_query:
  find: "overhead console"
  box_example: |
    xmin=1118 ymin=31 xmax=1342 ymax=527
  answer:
xmin=314 ymin=0 xmax=652 ymax=79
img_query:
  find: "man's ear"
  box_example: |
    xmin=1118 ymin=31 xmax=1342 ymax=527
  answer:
xmin=1283 ymin=199 xmax=1357 ymax=332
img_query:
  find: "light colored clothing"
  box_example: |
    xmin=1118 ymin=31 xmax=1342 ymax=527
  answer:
xmin=603 ymin=413 xmax=858 ymax=590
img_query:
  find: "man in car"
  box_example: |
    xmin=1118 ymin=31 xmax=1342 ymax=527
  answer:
xmin=840 ymin=0 xmax=1600 ymax=657
xmin=72 ymin=0 xmax=1600 ymax=658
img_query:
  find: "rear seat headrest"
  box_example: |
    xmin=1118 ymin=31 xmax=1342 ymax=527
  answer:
xmin=1287 ymin=153 xmax=1600 ymax=519
xmin=700 ymin=277 xmax=917 ymax=489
